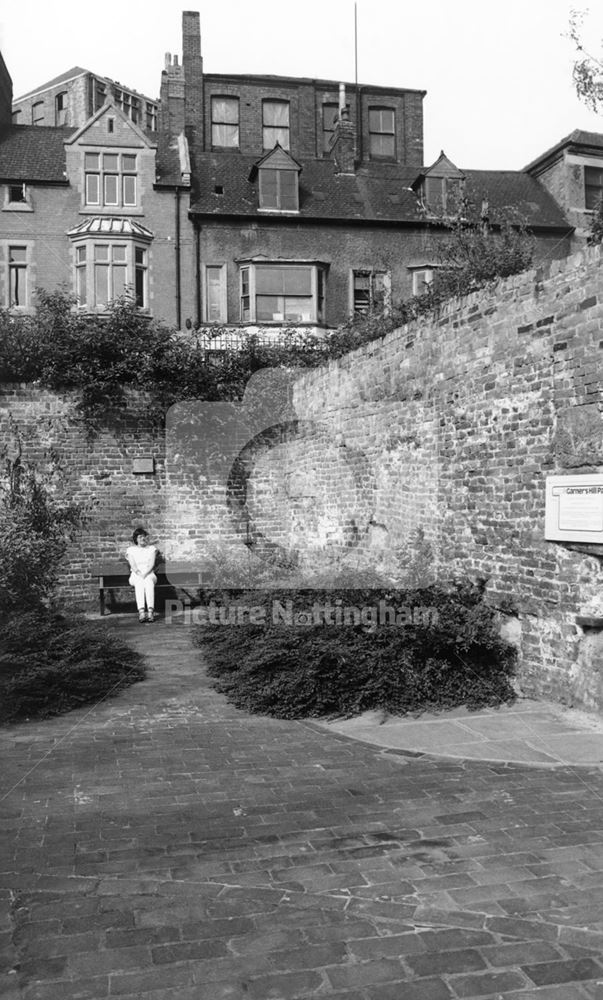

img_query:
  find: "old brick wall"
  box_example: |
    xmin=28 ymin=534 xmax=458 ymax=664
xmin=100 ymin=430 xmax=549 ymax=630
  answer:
xmin=284 ymin=244 xmax=603 ymax=710
xmin=3 ymin=243 xmax=603 ymax=709
xmin=0 ymin=387 xmax=167 ymax=606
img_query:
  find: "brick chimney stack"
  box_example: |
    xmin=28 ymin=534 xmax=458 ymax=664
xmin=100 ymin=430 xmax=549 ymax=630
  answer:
xmin=159 ymin=52 xmax=185 ymax=135
xmin=330 ymin=83 xmax=356 ymax=175
xmin=182 ymin=10 xmax=204 ymax=144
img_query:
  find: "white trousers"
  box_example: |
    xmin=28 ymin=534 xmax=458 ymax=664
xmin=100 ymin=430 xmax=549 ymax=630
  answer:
xmin=130 ymin=573 xmax=156 ymax=611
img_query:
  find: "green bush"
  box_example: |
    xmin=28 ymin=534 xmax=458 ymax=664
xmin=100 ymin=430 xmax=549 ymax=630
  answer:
xmin=0 ymin=610 xmax=146 ymax=724
xmin=192 ymin=582 xmax=517 ymax=719
xmin=0 ymin=444 xmax=83 ymax=614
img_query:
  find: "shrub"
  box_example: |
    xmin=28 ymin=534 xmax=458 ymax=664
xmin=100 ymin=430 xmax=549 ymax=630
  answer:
xmin=0 ymin=442 xmax=84 ymax=613
xmin=0 ymin=609 xmax=146 ymax=724
xmin=192 ymin=582 xmax=517 ymax=719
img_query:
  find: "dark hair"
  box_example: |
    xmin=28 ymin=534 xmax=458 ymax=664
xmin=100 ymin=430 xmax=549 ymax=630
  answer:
xmin=132 ymin=527 xmax=149 ymax=543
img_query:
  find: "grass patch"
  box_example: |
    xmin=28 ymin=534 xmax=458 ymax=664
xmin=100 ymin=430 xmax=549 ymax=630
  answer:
xmin=0 ymin=610 xmax=146 ymax=724
xmin=193 ymin=583 xmax=517 ymax=719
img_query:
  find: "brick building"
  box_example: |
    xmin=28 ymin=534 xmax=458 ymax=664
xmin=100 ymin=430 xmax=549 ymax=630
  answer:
xmin=525 ymin=129 xmax=603 ymax=242
xmin=0 ymin=10 xmax=587 ymax=334
xmin=152 ymin=11 xmax=572 ymax=335
xmin=11 ymin=66 xmax=159 ymax=132
xmin=0 ymin=55 xmax=193 ymax=327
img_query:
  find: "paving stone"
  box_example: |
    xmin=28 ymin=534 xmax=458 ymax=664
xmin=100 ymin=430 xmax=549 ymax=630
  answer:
xmin=239 ymin=968 xmax=324 ymax=999
xmin=406 ymin=947 xmax=487 ymax=977
xmin=363 ymin=979 xmax=453 ymax=1000
xmin=2 ymin=620 xmax=603 ymax=1000
xmin=522 ymin=956 xmax=603 ymax=986
xmin=326 ymin=958 xmax=408 ymax=989
xmin=447 ymin=968 xmax=530 ymax=996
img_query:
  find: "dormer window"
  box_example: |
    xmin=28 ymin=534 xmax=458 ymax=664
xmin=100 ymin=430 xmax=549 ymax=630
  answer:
xmin=84 ymin=152 xmax=137 ymax=208
xmin=251 ymin=145 xmax=301 ymax=214
xmin=259 ymin=167 xmax=298 ymax=211
xmin=423 ymin=176 xmax=464 ymax=214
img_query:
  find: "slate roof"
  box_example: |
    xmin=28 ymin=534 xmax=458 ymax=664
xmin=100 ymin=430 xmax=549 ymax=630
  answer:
xmin=462 ymin=170 xmax=569 ymax=228
xmin=0 ymin=125 xmax=73 ymax=182
xmin=0 ymin=124 xmax=180 ymax=187
xmin=14 ymin=67 xmax=89 ymax=100
xmin=524 ymin=129 xmax=603 ymax=171
xmin=189 ymin=153 xmax=571 ymax=230
xmin=14 ymin=66 xmax=157 ymax=104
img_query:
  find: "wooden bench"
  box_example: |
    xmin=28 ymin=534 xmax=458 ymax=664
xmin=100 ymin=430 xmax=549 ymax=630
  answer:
xmin=94 ymin=560 xmax=205 ymax=616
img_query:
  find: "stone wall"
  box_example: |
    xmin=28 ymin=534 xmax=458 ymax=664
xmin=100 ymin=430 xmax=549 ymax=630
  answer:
xmin=2 ymin=243 xmax=603 ymax=709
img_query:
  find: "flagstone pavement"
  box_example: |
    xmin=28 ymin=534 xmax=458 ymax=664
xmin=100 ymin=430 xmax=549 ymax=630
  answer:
xmin=2 ymin=615 xmax=603 ymax=1000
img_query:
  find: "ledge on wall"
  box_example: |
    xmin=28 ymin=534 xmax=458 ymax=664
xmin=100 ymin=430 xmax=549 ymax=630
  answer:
xmin=576 ymin=615 xmax=603 ymax=629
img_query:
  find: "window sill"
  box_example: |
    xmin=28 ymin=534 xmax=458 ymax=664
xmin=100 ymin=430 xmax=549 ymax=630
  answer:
xmin=3 ymin=204 xmax=34 ymax=213
xmin=74 ymin=306 xmax=151 ymax=317
xmin=79 ymin=206 xmax=144 ymax=216
xmin=257 ymin=208 xmax=300 ymax=215
xmin=6 ymin=305 xmax=34 ymax=315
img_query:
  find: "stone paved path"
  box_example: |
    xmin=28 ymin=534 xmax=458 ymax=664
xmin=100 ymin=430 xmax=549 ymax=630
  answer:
xmin=2 ymin=618 xmax=603 ymax=999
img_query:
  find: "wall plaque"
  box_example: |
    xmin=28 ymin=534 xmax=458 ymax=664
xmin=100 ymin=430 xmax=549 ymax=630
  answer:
xmin=132 ymin=457 xmax=155 ymax=475
xmin=545 ymin=474 xmax=603 ymax=542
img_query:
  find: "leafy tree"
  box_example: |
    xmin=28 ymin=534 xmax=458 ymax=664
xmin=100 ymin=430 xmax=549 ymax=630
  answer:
xmin=567 ymin=9 xmax=603 ymax=111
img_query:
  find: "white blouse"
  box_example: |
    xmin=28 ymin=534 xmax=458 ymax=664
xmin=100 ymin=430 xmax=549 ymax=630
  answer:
xmin=126 ymin=544 xmax=158 ymax=576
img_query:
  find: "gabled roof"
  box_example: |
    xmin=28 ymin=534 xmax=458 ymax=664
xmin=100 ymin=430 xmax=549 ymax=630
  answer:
xmin=189 ymin=152 xmax=571 ymax=230
xmin=525 ymin=129 xmax=603 ymax=172
xmin=415 ymin=151 xmax=465 ymax=183
xmin=248 ymin=143 xmax=302 ymax=180
xmin=0 ymin=125 xmax=73 ymax=182
xmin=13 ymin=66 xmax=157 ymax=105
xmin=14 ymin=67 xmax=89 ymax=101
xmin=65 ymin=100 xmax=156 ymax=148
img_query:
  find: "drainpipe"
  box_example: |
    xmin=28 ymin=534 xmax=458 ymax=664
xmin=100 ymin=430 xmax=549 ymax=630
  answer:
xmin=175 ymin=186 xmax=182 ymax=329
xmin=355 ymin=85 xmax=363 ymax=164
xmin=194 ymin=219 xmax=201 ymax=326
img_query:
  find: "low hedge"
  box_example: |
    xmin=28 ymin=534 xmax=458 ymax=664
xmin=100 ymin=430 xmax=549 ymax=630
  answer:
xmin=192 ymin=583 xmax=517 ymax=719
xmin=0 ymin=610 xmax=146 ymax=724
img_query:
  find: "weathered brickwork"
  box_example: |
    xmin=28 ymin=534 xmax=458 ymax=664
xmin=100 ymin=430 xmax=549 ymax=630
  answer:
xmin=285 ymin=244 xmax=603 ymax=710
xmin=3 ymin=244 xmax=603 ymax=709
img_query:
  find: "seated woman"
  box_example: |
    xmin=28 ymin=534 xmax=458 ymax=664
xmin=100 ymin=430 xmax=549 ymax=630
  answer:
xmin=125 ymin=528 xmax=158 ymax=623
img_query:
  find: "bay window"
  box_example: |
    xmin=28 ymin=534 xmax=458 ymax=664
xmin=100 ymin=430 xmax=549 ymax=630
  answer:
xmin=239 ymin=262 xmax=326 ymax=324
xmin=69 ymin=219 xmax=152 ymax=311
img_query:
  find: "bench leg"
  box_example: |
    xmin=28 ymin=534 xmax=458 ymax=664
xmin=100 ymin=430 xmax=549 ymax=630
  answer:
xmin=99 ymin=588 xmax=106 ymax=617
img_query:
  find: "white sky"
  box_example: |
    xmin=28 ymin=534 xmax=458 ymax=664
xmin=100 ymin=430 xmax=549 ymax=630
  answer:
xmin=1 ymin=0 xmax=603 ymax=169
